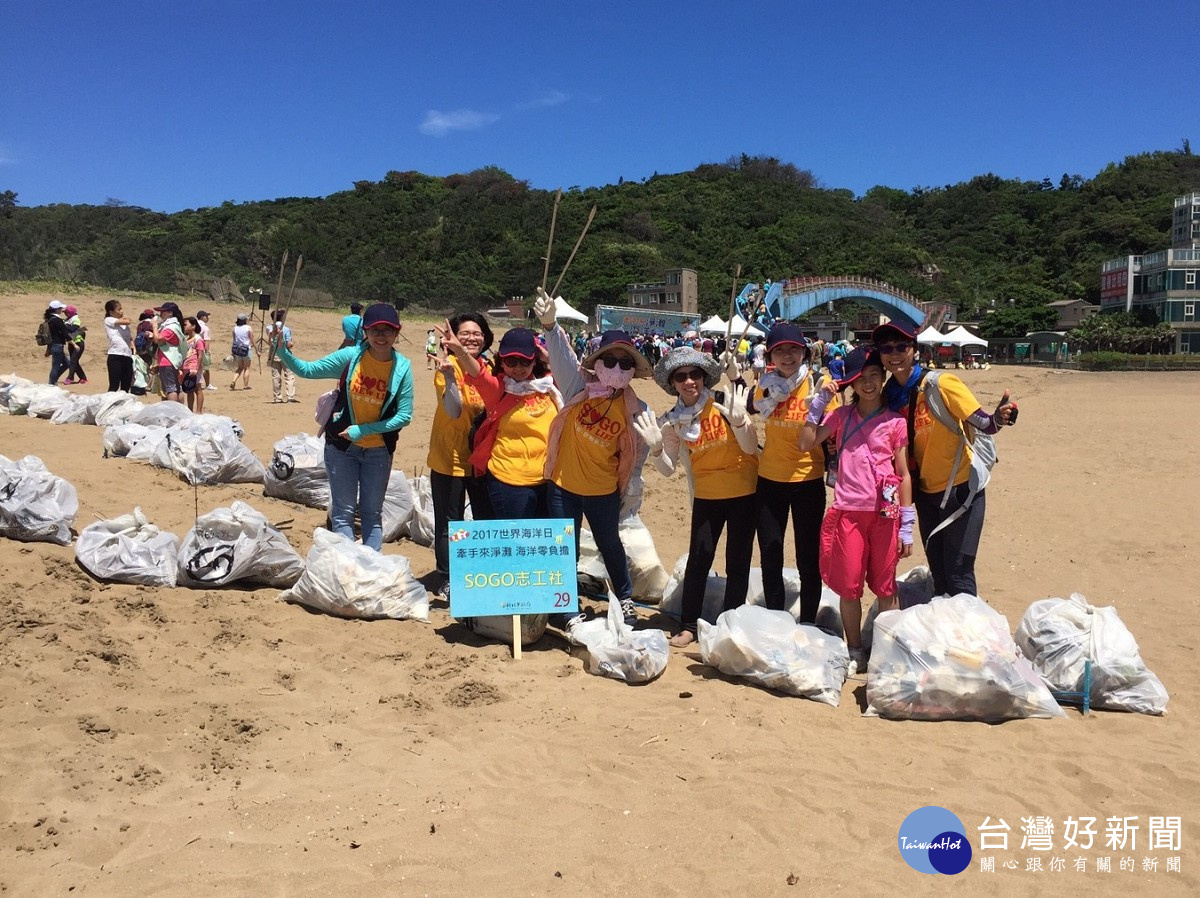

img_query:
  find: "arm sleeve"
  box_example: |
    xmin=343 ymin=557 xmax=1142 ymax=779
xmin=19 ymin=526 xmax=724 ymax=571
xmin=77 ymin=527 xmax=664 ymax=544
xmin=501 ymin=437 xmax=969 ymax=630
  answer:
xmin=941 ymin=374 xmax=999 ymax=434
xmin=440 ymin=371 xmax=463 ymax=419
xmin=275 ymin=345 xmax=356 ymax=379
xmin=544 ymin=324 xmax=585 ymax=401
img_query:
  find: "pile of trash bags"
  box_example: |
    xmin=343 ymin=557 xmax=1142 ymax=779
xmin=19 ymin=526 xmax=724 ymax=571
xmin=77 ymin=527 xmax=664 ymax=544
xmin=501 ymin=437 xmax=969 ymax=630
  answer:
xmin=125 ymin=414 xmax=263 ymax=485
xmin=281 ymin=528 xmax=428 ymax=621
xmin=576 ymin=514 xmax=670 ymax=602
xmin=866 ymin=594 xmax=1065 ymax=722
xmin=699 ymin=605 xmax=848 ymax=705
xmin=263 ymin=433 xmax=330 ymax=509
xmin=1015 ymin=593 xmax=1169 ymax=715
xmin=0 ymin=454 xmax=78 ymax=545
xmin=381 ymin=470 xmax=434 ymax=546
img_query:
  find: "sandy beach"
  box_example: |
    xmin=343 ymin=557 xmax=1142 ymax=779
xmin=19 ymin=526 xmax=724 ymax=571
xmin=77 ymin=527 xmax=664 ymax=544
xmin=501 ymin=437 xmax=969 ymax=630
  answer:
xmin=1 ymin=289 xmax=1196 ymax=896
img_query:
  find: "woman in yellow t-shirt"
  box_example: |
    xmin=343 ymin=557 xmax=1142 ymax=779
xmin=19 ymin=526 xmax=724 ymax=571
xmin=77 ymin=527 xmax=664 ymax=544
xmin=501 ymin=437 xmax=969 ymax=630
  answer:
xmin=751 ymin=323 xmax=836 ymax=624
xmin=875 ymin=321 xmax=1018 ymax=597
xmin=428 ymin=312 xmax=494 ymax=591
xmin=532 ymin=287 xmax=653 ymax=627
xmin=632 ymin=347 xmax=759 ymax=648
xmin=443 ymin=326 xmax=561 ymax=519
xmin=274 ymin=303 xmax=414 ymax=552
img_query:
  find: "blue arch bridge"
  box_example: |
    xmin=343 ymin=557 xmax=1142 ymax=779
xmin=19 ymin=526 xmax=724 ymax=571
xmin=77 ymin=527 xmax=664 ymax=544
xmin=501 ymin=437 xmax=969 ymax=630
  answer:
xmin=733 ymin=276 xmax=949 ymax=333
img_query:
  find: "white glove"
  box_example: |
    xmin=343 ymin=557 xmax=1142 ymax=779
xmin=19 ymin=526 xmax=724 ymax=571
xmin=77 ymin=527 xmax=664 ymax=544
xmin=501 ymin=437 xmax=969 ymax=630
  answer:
xmin=631 ymin=409 xmax=663 ymax=455
xmin=718 ymin=349 xmax=739 ymax=382
xmin=619 ymin=490 xmax=641 ymax=520
xmin=533 ymin=286 xmax=557 ymax=330
xmin=714 ymin=382 xmax=749 ymax=427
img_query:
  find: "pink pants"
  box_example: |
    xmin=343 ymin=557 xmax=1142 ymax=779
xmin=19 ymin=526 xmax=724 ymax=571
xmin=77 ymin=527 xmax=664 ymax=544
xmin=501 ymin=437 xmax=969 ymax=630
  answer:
xmin=819 ymin=508 xmax=899 ymax=601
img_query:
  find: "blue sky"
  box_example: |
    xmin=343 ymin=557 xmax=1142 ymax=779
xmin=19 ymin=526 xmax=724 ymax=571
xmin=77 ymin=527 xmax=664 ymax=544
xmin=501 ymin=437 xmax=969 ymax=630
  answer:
xmin=3 ymin=0 xmax=1194 ymax=212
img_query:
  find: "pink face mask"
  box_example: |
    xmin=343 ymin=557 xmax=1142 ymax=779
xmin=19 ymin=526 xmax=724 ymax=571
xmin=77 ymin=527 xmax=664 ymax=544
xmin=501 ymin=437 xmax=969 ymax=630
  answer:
xmin=594 ymin=359 xmax=635 ymax=390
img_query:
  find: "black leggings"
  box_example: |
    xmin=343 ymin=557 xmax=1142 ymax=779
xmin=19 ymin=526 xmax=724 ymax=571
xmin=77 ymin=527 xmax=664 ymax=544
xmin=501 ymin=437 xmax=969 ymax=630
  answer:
xmin=679 ymin=493 xmax=757 ymax=634
xmin=915 ymin=483 xmax=986 ymax=597
xmin=107 ymin=355 xmax=134 ymax=392
xmin=67 ymin=342 xmax=87 ymax=380
xmin=430 ymin=469 xmax=493 ymax=578
xmin=755 ymin=477 xmax=826 ymax=622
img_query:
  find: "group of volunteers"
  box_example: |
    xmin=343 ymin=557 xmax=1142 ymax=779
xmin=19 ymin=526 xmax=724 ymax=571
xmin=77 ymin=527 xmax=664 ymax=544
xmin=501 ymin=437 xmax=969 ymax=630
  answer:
xmin=266 ymin=290 xmax=1017 ymax=673
xmin=40 ymin=290 xmax=1016 ymax=669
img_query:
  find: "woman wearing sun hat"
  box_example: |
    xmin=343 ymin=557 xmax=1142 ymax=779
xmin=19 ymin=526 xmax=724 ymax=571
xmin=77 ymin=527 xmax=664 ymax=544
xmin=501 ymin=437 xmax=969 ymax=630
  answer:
xmin=531 ymin=287 xmax=652 ymax=626
xmin=751 ymin=322 xmax=839 ymax=623
xmin=875 ymin=320 xmax=1018 ymax=597
xmin=443 ymin=324 xmax=562 ymax=519
xmin=631 ymin=347 xmax=758 ymax=647
xmin=272 ymin=303 xmax=414 ymax=552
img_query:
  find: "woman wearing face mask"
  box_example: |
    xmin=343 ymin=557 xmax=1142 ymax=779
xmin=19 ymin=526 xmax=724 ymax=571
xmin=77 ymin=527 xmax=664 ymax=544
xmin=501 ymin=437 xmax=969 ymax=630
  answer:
xmin=632 ymin=347 xmax=758 ymax=647
xmin=749 ymin=323 xmax=840 ymax=624
xmin=532 ymin=288 xmax=653 ymax=626
xmin=427 ymin=312 xmax=495 ymax=597
xmin=443 ymin=325 xmax=561 ymax=519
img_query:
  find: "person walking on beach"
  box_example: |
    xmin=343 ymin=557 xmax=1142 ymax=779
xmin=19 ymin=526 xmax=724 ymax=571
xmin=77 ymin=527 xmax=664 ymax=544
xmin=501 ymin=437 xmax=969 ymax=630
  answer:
xmin=799 ymin=348 xmax=913 ymax=674
xmin=268 ymin=309 xmax=297 ymax=403
xmin=43 ymin=300 xmax=72 ymax=385
xmin=230 ymin=313 xmax=253 ymax=390
xmin=876 ymin=322 xmax=1018 ymax=598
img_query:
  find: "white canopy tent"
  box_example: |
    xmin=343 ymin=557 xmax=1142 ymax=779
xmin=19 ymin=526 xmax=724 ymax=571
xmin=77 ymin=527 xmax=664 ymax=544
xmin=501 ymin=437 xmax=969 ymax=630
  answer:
xmin=554 ymin=296 xmax=589 ymax=323
xmin=942 ymin=325 xmax=987 ymax=346
xmin=697 ymin=314 xmax=728 ymax=334
xmin=728 ymin=314 xmax=768 ymax=338
xmin=916 ymin=325 xmax=947 ymax=344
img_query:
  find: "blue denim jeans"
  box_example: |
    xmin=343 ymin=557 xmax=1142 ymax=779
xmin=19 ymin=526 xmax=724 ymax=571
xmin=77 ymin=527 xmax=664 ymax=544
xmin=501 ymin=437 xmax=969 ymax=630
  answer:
xmin=48 ymin=344 xmax=70 ymax=385
xmin=547 ymin=483 xmax=633 ymax=601
xmin=484 ymin=472 xmax=547 ymax=520
xmin=324 ymin=442 xmax=393 ymax=551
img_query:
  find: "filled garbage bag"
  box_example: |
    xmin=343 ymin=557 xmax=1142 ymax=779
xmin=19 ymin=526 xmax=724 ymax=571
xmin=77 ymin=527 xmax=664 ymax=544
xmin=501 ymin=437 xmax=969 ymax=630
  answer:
xmin=0 ymin=454 xmax=78 ymax=545
xmin=102 ymin=422 xmax=154 ymax=457
xmin=699 ymin=604 xmax=849 ymax=705
xmin=75 ymin=507 xmax=179 ymax=586
xmin=577 ymin=515 xmax=670 ymax=602
xmin=406 ymin=474 xmax=434 ymax=547
xmin=866 ymin=594 xmax=1066 ymax=722
xmin=568 ymin=598 xmax=669 ymax=684
xmin=1015 ymin=593 xmax=1168 ymax=715
xmin=93 ymin=392 xmax=145 ymax=426
xmin=280 ymin=528 xmax=428 ymax=621
xmin=263 ymin=433 xmax=330 ymax=510
xmin=661 ymin=554 xmax=809 ymax=623
xmin=140 ymin=419 xmax=265 ymax=485
xmin=177 ymin=501 xmax=304 ymax=589
xmin=381 ymin=470 xmax=415 ymax=543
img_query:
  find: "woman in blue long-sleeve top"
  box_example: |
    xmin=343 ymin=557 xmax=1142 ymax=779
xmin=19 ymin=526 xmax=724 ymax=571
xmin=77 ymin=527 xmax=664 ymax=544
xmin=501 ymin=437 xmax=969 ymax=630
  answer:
xmin=273 ymin=303 xmax=414 ymax=551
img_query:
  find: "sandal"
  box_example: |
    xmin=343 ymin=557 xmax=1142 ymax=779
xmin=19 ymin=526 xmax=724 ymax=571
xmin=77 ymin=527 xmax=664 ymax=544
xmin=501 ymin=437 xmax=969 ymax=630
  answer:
xmin=668 ymin=630 xmax=696 ymax=648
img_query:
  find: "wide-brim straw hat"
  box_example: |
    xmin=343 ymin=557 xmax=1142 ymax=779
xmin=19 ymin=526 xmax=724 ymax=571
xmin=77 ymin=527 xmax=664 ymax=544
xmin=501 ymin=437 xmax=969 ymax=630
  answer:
xmin=582 ymin=330 xmax=653 ymax=379
xmin=653 ymin=347 xmax=721 ymax=396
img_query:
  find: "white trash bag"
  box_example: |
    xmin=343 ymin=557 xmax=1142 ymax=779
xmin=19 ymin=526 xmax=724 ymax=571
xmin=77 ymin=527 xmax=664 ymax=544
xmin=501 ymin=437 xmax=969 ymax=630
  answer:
xmin=129 ymin=402 xmax=193 ymax=428
xmin=407 ymin=474 xmax=434 ymax=547
xmin=1014 ymin=593 xmax=1168 ymax=715
xmin=280 ymin=528 xmax=428 ymax=622
xmin=26 ymin=385 xmax=72 ymax=419
xmin=699 ymin=605 xmax=849 ymax=705
xmin=577 ymin=515 xmax=671 ymax=602
xmin=661 ymin=554 xmax=809 ymax=623
xmin=866 ymin=594 xmax=1066 ymax=722
xmin=177 ymin=500 xmax=304 ymax=589
xmin=75 ymin=508 xmax=179 ymax=586
xmin=0 ymin=454 xmax=79 ymax=544
xmin=263 ymin=433 xmax=330 ymax=509
xmin=50 ymin=393 xmax=104 ymax=425
xmin=144 ymin=420 xmax=265 ymax=485
xmin=568 ymin=597 xmax=669 ymax=684
xmin=102 ymin=423 xmax=154 ymax=457
xmin=381 ymin=469 xmax=415 ymax=542
xmin=94 ymin=392 xmax=145 ymax=427
xmin=458 ymin=612 xmax=549 ymax=647
xmin=0 ymin=374 xmax=34 ymax=413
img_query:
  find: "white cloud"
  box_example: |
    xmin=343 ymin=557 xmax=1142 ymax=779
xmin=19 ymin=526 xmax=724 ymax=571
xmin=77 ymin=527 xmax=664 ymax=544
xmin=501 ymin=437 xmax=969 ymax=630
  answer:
xmin=515 ymin=90 xmax=567 ymax=111
xmin=418 ymin=109 xmax=500 ymax=137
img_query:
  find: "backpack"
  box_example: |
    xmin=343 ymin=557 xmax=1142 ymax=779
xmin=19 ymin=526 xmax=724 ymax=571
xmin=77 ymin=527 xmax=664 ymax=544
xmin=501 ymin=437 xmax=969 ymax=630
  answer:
xmin=35 ymin=320 xmax=51 ymax=347
xmin=135 ymin=329 xmax=153 ymax=355
xmin=907 ymin=370 xmax=997 ymax=543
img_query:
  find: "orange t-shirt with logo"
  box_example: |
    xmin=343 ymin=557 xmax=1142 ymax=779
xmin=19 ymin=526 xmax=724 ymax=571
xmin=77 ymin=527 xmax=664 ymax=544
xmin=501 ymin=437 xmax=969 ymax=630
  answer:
xmin=427 ymin=358 xmax=486 ymax=477
xmin=488 ymin=392 xmax=557 ymax=486
xmin=348 ymin=352 xmax=394 ymax=449
xmin=756 ymin=373 xmax=840 ymax=483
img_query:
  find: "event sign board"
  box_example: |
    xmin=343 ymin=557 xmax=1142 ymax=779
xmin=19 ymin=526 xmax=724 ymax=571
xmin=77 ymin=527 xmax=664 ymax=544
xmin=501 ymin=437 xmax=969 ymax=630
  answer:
xmin=447 ymin=518 xmax=579 ymax=619
xmin=596 ymin=305 xmax=697 ymax=335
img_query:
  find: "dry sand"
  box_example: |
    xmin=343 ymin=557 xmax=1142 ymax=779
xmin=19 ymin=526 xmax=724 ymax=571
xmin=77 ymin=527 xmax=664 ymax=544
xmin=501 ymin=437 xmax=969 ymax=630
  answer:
xmin=1 ymin=289 xmax=1197 ymax=896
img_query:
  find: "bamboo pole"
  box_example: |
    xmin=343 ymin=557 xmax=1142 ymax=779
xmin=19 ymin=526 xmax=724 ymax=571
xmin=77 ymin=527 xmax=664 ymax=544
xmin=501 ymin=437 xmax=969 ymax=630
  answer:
xmin=549 ymin=205 xmax=597 ymax=297
xmin=541 ymin=188 xmax=562 ymax=292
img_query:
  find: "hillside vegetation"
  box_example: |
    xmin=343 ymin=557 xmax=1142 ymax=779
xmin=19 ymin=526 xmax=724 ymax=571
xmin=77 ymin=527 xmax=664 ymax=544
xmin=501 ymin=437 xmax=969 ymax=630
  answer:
xmin=2 ymin=148 xmax=1198 ymax=337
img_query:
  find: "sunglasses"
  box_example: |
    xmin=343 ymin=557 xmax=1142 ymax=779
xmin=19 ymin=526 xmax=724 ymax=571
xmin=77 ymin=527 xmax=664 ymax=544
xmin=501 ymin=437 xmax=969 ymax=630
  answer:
xmin=670 ymin=368 xmax=705 ymax=384
xmin=597 ymin=354 xmax=635 ymax=371
xmin=500 ymin=356 xmax=534 ymax=367
xmin=877 ymin=342 xmax=913 ymax=354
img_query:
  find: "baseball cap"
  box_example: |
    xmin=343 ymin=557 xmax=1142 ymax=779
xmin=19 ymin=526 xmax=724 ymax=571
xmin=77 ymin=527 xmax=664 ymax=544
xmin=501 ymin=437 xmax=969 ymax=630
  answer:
xmin=838 ymin=347 xmax=884 ymax=388
xmin=765 ymin=322 xmax=807 ymax=353
xmin=197 ymin=310 xmax=210 ymax=319
xmin=48 ymin=300 xmax=66 ymax=311
xmin=362 ymin=303 xmax=401 ymax=330
xmin=498 ymin=327 xmax=537 ymax=359
xmin=871 ymin=321 xmax=916 ymax=343
xmin=155 ymin=301 xmax=182 ymax=316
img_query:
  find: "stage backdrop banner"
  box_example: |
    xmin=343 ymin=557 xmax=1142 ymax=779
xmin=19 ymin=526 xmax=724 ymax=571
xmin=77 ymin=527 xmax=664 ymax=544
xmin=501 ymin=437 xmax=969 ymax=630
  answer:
xmin=596 ymin=305 xmax=698 ymax=335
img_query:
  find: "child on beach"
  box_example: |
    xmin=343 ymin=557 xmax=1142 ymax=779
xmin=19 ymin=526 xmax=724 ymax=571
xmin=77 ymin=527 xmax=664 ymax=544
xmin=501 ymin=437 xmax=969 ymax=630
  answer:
xmin=799 ymin=348 xmax=914 ymax=674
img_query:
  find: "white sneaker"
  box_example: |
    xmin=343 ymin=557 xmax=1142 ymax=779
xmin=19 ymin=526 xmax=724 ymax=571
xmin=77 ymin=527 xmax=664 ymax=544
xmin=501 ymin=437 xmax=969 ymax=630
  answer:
xmin=205 ymin=384 xmax=217 ymax=391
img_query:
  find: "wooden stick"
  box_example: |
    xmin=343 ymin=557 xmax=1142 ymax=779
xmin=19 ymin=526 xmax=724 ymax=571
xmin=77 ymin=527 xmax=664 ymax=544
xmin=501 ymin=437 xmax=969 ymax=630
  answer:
xmin=541 ymin=188 xmax=562 ymax=292
xmin=282 ymin=254 xmax=304 ymax=311
xmin=549 ymin=205 xmax=597 ymax=297
xmin=261 ymin=250 xmax=288 ymax=374
xmin=512 ymin=616 xmax=523 ymax=661
xmin=724 ymin=264 xmax=742 ymax=346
